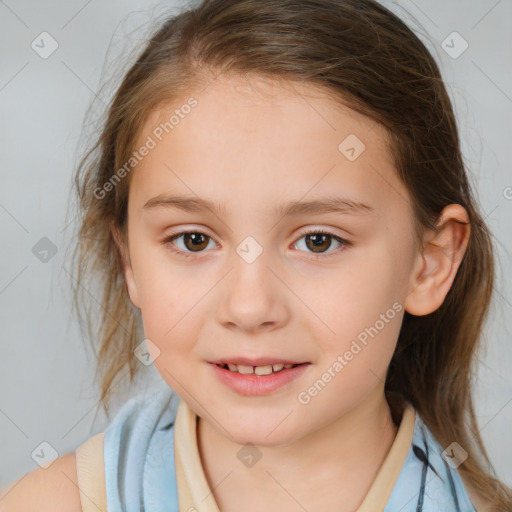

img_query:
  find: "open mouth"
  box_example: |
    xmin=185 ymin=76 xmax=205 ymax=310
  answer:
xmin=210 ymin=361 xmax=311 ymax=396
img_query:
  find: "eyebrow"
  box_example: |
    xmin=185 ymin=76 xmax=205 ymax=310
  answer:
xmin=142 ymin=193 xmax=376 ymax=218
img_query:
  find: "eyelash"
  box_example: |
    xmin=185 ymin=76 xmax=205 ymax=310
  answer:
xmin=162 ymin=228 xmax=351 ymax=260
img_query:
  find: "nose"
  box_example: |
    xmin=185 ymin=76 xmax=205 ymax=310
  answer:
xmin=215 ymin=245 xmax=290 ymax=333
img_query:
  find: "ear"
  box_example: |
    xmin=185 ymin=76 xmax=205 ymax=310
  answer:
xmin=404 ymin=204 xmax=470 ymax=316
xmin=110 ymin=221 xmax=141 ymax=309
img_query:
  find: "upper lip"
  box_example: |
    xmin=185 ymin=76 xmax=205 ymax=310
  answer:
xmin=209 ymin=357 xmax=309 ymax=367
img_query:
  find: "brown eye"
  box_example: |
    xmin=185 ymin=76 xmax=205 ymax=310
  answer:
xmin=182 ymin=232 xmax=210 ymax=251
xmin=163 ymin=231 xmax=216 ymax=258
xmin=304 ymin=233 xmax=333 ymax=253
xmin=163 ymin=228 xmax=350 ymax=261
xmin=293 ymin=229 xmax=350 ymax=257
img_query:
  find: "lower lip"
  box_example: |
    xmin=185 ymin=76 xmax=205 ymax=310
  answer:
xmin=209 ymin=363 xmax=311 ymax=396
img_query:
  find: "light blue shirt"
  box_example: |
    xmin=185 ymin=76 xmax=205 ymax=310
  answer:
xmin=103 ymin=387 xmax=477 ymax=511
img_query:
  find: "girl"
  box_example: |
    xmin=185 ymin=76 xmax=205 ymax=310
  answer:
xmin=1 ymin=0 xmax=511 ymax=510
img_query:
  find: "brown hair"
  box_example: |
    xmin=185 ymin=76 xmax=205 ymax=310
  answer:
xmin=69 ymin=0 xmax=512 ymax=507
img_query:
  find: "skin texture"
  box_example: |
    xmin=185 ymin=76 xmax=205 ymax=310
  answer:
xmin=112 ymin=74 xmax=471 ymax=511
xmin=0 ymin=452 xmax=83 ymax=511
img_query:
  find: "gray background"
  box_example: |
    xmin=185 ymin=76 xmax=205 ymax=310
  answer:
xmin=1 ymin=0 xmax=511 ymax=491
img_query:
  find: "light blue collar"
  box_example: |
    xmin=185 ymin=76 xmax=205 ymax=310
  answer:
xmin=103 ymin=387 xmax=476 ymax=511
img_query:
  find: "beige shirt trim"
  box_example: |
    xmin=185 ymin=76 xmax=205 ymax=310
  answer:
xmin=75 ymin=432 xmax=108 ymax=512
xmin=175 ymin=402 xmax=221 ymax=512
xmin=174 ymin=398 xmax=415 ymax=512
xmin=355 ymin=401 xmax=415 ymax=511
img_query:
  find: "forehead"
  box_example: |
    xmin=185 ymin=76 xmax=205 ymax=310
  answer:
xmin=128 ymin=74 xmax=410 ymax=220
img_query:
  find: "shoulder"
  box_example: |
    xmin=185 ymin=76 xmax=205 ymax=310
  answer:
xmin=411 ymin=417 xmax=489 ymax=512
xmin=0 ymin=452 xmax=82 ymax=512
xmin=386 ymin=408 xmax=486 ymax=512
xmin=411 ymin=415 xmax=489 ymax=512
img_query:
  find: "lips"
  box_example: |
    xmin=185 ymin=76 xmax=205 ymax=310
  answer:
xmin=209 ymin=357 xmax=307 ymax=366
xmin=210 ymin=360 xmax=311 ymax=396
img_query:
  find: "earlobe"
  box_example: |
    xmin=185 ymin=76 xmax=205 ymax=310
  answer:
xmin=110 ymin=222 xmax=141 ymax=309
xmin=404 ymin=204 xmax=470 ymax=316
xmin=123 ymin=265 xmax=141 ymax=309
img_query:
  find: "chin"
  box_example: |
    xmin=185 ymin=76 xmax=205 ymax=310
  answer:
xmin=226 ymin=419 xmax=303 ymax=447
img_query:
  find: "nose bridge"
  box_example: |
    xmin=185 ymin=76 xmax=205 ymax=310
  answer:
xmin=217 ymin=232 xmax=287 ymax=329
xmin=230 ymin=233 xmax=276 ymax=298
xmin=225 ymin=203 xmax=279 ymax=276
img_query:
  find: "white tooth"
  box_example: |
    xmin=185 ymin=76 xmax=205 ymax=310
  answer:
xmin=255 ymin=365 xmax=273 ymax=375
xmin=237 ymin=364 xmax=254 ymax=374
xmin=272 ymin=363 xmax=284 ymax=372
xmin=283 ymin=364 xmax=294 ymax=369
xmin=227 ymin=364 xmax=238 ymax=372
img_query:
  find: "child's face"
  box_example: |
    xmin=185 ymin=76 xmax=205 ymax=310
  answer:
xmin=121 ymin=74 xmax=420 ymax=445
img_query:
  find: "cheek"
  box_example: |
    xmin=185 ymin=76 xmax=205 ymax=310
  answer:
xmin=131 ymin=241 xmax=192 ymax=323
xmin=303 ymin=253 xmax=404 ymax=407
xmin=314 ymin=248 xmax=404 ymax=339
xmin=129 ymin=248 xmax=193 ymax=356
xmin=140 ymin=294 xmax=202 ymax=389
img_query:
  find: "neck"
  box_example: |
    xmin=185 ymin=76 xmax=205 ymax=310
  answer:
xmin=196 ymin=386 xmax=402 ymax=511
